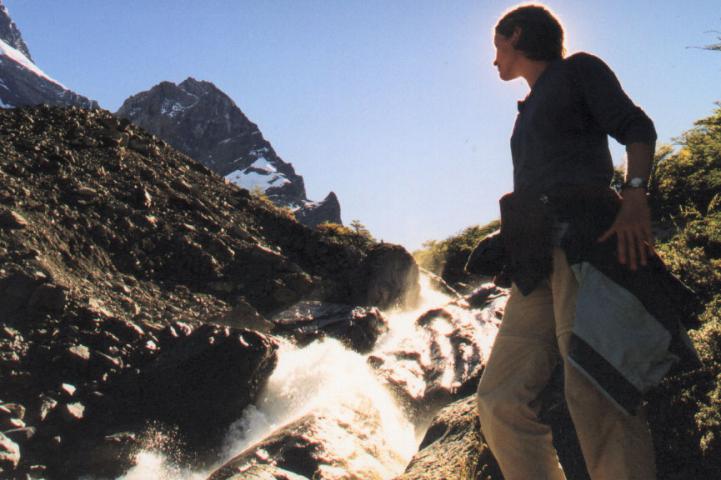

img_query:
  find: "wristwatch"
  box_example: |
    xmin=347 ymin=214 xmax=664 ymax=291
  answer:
xmin=621 ymin=177 xmax=647 ymax=190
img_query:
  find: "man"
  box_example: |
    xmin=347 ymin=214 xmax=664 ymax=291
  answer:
xmin=475 ymin=4 xmax=659 ymax=479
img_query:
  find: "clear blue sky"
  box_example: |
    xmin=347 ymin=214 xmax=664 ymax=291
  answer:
xmin=6 ymin=0 xmax=720 ymax=250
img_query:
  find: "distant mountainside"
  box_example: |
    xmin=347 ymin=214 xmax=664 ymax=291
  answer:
xmin=0 ymin=0 xmax=97 ymax=109
xmin=0 ymin=1 xmax=30 ymax=60
xmin=116 ymin=78 xmax=342 ymax=227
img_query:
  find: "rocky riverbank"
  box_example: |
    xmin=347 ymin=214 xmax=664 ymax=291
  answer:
xmin=0 ymin=105 xmax=419 ymax=478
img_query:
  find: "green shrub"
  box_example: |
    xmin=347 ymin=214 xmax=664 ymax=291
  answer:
xmin=414 ymin=220 xmax=500 ymax=284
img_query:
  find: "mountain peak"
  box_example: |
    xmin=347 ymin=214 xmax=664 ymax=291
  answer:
xmin=0 ymin=0 xmax=32 ymax=61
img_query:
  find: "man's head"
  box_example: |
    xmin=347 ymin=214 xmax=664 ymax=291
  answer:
xmin=493 ymin=4 xmax=565 ymax=81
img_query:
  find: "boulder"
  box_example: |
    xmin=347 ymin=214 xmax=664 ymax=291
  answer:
xmin=396 ymin=386 xmax=589 ymax=480
xmin=104 ymin=324 xmax=278 ymax=450
xmin=208 ymin=403 xmax=411 ymax=480
xmin=0 ymin=432 xmax=20 ymax=472
xmin=394 ymin=396 xmax=501 ymax=480
xmin=272 ymin=301 xmax=388 ymax=353
xmin=355 ymin=243 xmax=420 ymax=309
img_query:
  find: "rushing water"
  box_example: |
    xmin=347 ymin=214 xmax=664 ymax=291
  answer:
xmin=115 ymin=275 xmax=504 ymax=480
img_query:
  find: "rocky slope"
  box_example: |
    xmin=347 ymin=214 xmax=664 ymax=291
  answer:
xmin=0 ymin=105 xmax=418 ymax=479
xmin=116 ymin=78 xmax=341 ymax=227
xmin=0 ymin=0 xmax=97 ymax=110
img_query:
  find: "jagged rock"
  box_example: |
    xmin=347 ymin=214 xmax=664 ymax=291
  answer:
xmin=208 ymin=404 xmax=409 ymax=480
xmin=294 ymin=192 xmax=343 ymax=228
xmin=0 ymin=431 xmax=20 ymax=471
xmin=272 ymin=301 xmax=388 ymax=353
xmin=0 ymin=403 xmax=24 ymax=420
xmin=394 ymin=396 xmax=502 ymax=480
xmin=3 ymin=427 xmax=35 ymax=443
xmin=60 ymin=402 xmax=85 ymax=422
xmin=0 ymin=209 xmax=27 ymax=229
xmin=34 ymin=396 xmax=57 ymax=422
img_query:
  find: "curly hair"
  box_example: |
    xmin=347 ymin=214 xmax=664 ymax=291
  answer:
xmin=495 ymin=4 xmax=565 ymax=61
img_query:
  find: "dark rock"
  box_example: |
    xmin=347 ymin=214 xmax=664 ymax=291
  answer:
xmin=0 ymin=432 xmax=20 ymax=471
xmin=295 ymin=192 xmax=343 ymax=228
xmin=466 ymin=283 xmax=505 ymax=309
xmin=272 ymin=301 xmax=388 ymax=353
xmin=395 ymin=396 xmax=502 ymax=480
xmin=356 ymin=243 xmax=420 ymax=309
xmin=0 ymin=209 xmax=28 ymax=229
xmin=416 ymin=308 xmax=453 ymax=327
xmin=0 ymin=416 xmax=24 ymax=430
xmin=28 ymin=284 xmax=67 ymax=313
xmin=105 ymin=325 xmax=278 ymax=451
xmin=3 ymin=427 xmax=35 ymax=443
xmin=0 ymin=403 xmax=25 ymax=420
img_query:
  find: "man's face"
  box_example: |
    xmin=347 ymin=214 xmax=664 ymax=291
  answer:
xmin=493 ymin=31 xmax=521 ymax=81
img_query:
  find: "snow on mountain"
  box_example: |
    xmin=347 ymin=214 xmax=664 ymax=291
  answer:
xmin=117 ymin=78 xmax=342 ymax=227
xmin=0 ymin=0 xmax=31 ymax=60
xmin=0 ymin=38 xmax=63 ymax=88
xmin=0 ymin=1 xmax=97 ymax=109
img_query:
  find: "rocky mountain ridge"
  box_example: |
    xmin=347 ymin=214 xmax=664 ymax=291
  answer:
xmin=117 ymin=78 xmax=342 ymax=227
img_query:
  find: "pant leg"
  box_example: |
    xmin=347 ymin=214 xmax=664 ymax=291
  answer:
xmin=551 ymin=248 xmax=657 ymax=480
xmin=476 ymin=282 xmax=567 ymax=480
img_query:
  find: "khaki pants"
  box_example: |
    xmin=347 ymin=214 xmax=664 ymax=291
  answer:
xmin=476 ymin=248 xmax=656 ymax=480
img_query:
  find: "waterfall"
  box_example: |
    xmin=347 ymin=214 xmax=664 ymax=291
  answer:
xmin=115 ymin=275 xmax=503 ymax=479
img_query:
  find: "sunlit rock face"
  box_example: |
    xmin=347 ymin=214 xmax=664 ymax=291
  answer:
xmin=116 ymin=78 xmax=342 ymax=226
xmin=369 ymin=281 xmax=505 ymax=420
xmin=0 ymin=1 xmax=97 ymax=109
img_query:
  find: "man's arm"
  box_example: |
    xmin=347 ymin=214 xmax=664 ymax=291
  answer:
xmin=598 ymin=142 xmax=655 ymax=270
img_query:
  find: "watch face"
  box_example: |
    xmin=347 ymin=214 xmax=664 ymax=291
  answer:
xmin=629 ymin=177 xmax=645 ymax=188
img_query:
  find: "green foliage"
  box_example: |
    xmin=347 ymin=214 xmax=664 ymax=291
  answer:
xmin=648 ymin=104 xmax=721 ymax=477
xmin=650 ymin=105 xmax=721 ymax=220
xmin=317 ymin=221 xmax=374 ymax=249
xmin=414 ymin=220 xmax=500 ymax=283
xmin=248 ymin=186 xmax=296 ymax=221
xmin=349 ymin=219 xmax=374 ymax=241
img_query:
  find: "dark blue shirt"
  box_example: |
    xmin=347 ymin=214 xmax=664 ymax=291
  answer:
xmin=511 ymin=52 xmax=657 ymax=193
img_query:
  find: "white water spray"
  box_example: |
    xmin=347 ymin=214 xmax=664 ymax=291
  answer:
xmin=116 ymin=275 xmax=504 ymax=479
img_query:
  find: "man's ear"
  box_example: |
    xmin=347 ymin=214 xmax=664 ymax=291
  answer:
xmin=510 ymin=27 xmax=522 ymax=46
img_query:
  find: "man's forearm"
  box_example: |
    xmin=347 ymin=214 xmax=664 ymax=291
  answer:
xmin=624 ymin=142 xmax=655 ymax=184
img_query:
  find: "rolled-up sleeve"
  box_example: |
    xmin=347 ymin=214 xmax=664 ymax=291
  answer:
xmin=570 ymin=53 xmax=657 ymax=146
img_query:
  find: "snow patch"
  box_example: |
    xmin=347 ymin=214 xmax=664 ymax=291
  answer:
xmin=0 ymin=38 xmax=65 ymax=88
xmin=0 ymin=96 xmax=13 ymax=108
xmin=225 ymin=157 xmax=291 ymax=192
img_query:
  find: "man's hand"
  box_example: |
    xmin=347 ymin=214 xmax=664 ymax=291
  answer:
xmin=598 ymin=188 xmax=654 ymax=270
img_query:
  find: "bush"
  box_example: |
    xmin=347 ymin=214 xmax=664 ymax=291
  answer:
xmin=414 ymin=220 xmax=500 ymax=284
